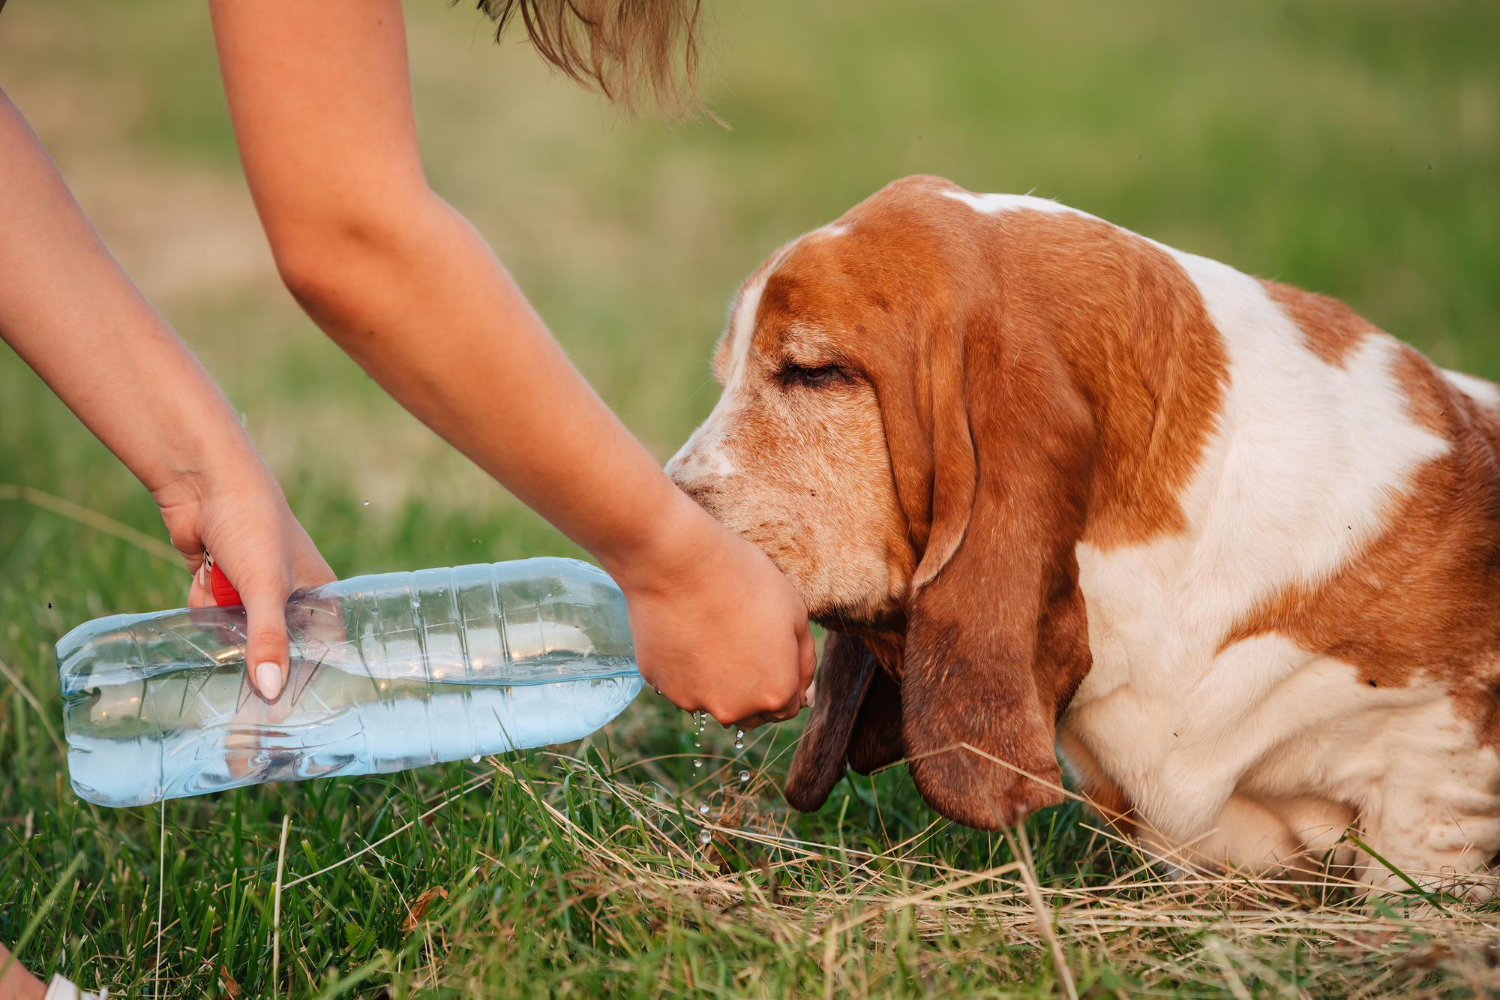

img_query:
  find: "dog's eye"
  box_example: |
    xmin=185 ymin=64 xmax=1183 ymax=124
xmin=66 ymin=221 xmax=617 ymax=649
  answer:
xmin=777 ymin=363 xmax=849 ymax=389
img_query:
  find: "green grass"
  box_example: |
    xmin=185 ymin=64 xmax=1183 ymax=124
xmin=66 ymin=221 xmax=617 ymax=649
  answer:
xmin=3 ymin=0 xmax=1499 ymax=995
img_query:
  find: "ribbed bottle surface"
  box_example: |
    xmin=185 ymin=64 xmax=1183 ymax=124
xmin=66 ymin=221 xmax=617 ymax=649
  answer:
xmin=57 ymin=558 xmax=641 ymax=807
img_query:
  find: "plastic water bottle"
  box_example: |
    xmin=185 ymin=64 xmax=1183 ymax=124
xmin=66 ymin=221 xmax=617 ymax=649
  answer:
xmin=56 ymin=557 xmax=641 ymax=808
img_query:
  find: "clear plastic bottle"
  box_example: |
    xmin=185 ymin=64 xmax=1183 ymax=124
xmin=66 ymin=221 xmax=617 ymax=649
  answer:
xmin=57 ymin=557 xmax=641 ymax=808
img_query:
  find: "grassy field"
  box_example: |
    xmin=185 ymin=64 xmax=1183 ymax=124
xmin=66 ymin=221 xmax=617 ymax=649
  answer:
xmin=3 ymin=0 xmax=1499 ymax=995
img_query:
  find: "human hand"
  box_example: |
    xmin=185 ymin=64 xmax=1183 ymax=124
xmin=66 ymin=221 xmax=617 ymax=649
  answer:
xmin=608 ymin=494 xmax=816 ymax=730
xmin=152 ymin=462 xmax=335 ymax=702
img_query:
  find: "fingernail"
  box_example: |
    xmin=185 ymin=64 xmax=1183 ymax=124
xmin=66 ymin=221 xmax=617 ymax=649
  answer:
xmin=255 ymin=661 xmax=284 ymax=701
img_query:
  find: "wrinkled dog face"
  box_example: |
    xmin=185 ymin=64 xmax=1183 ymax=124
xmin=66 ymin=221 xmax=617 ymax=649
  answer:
xmin=666 ymin=231 xmax=913 ymax=625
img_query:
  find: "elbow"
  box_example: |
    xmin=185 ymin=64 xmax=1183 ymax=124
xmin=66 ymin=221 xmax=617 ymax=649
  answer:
xmin=270 ymin=235 xmax=345 ymax=323
xmin=261 ymin=193 xmax=433 ymax=332
xmin=267 ymin=218 xmax=382 ymax=328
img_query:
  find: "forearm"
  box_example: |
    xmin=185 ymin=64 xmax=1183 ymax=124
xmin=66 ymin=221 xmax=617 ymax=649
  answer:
xmin=0 ymin=89 xmax=269 ymax=504
xmin=265 ymin=199 xmax=816 ymax=722
xmin=212 ymin=0 xmax=706 ymax=583
xmin=271 ymin=193 xmax=699 ymax=579
xmin=208 ymin=0 xmax=814 ymax=725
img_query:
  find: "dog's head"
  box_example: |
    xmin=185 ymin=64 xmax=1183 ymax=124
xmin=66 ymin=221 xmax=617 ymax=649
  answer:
xmin=667 ymin=176 xmax=1104 ymax=829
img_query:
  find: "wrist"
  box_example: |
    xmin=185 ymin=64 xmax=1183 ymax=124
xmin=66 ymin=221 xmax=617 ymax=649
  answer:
xmin=147 ymin=439 xmax=279 ymax=513
xmin=595 ymin=485 xmax=722 ymax=595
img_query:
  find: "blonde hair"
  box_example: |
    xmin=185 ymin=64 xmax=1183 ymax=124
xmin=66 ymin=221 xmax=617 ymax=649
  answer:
xmin=472 ymin=0 xmax=703 ymax=113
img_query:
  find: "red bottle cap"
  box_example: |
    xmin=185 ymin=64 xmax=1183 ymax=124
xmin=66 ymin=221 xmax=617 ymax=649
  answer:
xmin=209 ymin=561 xmax=243 ymax=607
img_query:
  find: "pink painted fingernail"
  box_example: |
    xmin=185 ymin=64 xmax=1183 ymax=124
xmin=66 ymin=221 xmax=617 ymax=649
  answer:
xmin=255 ymin=661 xmax=284 ymax=701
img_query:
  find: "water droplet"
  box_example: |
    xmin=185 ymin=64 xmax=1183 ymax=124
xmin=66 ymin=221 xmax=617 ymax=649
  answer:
xmin=739 ymin=770 xmax=750 ymax=783
xmin=693 ymin=739 xmax=700 ymax=748
xmin=698 ymin=802 xmax=710 ymax=815
xmin=698 ymin=832 xmax=711 ymax=845
xmin=734 ymin=741 xmax=743 ymax=751
xmin=735 ymin=729 xmax=744 ymax=740
xmin=362 ymin=500 xmax=370 ymax=506
xmin=693 ymin=760 xmax=702 ymax=769
xmin=470 ymin=755 xmax=482 ymax=763
xmin=653 ymin=686 xmax=661 ymax=695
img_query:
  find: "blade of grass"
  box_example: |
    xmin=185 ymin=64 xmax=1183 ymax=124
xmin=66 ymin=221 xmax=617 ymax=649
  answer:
xmin=272 ymin=812 xmax=291 ymax=998
xmin=0 ymin=484 xmax=180 ymax=564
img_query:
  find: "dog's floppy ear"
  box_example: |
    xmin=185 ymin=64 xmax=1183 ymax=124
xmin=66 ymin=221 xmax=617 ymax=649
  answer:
xmin=899 ymin=301 xmax=1096 ymax=831
xmin=847 ymin=663 xmax=905 ymax=776
xmin=785 ymin=633 xmax=904 ymax=810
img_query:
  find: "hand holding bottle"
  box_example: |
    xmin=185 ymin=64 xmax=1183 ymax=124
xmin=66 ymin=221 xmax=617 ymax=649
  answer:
xmin=608 ymin=495 xmax=817 ymax=730
xmin=153 ymin=462 xmax=335 ymax=701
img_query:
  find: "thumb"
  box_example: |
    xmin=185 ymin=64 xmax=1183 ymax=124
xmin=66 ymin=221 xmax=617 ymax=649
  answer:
xmin=796 ymin=617 xmax=817 ymax=693
xmin=241 ymin=580 xmax=292 ymax=702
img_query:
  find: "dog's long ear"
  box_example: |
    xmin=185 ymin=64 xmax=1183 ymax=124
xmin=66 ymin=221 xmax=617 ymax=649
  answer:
xmin=847 ymin=664 xmax=905 ymax=776
xmin=785 ymin=633 xmax=905 ymax=810
xmin=785 ymin=633 xmax=876 ymax=810
xmin=899 ymin=302 xmax=1096 ymax=831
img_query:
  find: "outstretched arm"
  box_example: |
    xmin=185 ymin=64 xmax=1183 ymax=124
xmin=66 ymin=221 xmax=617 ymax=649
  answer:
xmin=209 ymin=0 xmax=814 ymax=726
xmin=0 ymin=87 xmax=333 ymax=700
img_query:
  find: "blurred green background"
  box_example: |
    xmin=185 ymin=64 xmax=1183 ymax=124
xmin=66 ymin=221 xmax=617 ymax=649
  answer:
xmin=2 ymin=1 xmax=1498 ymax=995
xmin=3 ymin=0 xmax=1497 ymax=587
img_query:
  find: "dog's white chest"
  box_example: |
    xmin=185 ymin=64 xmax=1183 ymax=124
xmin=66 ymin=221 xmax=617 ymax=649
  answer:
xmin=1061 ymin=544 xmax=1499 ymax=870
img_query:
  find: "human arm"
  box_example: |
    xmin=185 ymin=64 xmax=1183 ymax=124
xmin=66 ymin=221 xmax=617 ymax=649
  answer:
xmin=0 ymin=87 xmax=334 ymax=699
xmin=208 ymin=0 xmax=815 ymax=726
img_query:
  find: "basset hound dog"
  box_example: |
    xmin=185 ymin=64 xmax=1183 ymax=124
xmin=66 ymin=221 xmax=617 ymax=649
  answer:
xmin=666 ymin=175 xmax=1500 ymax=894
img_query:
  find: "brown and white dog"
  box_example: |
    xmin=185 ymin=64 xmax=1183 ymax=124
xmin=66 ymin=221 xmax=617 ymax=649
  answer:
xmin=666 ymin=175 xmax=1500 ymax=893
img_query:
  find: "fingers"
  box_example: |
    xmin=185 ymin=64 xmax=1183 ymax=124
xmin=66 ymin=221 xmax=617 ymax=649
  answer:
xmin=737 ymin=703 xmax=804 ymax=731
xmin=744 ymin=620 xmax=816 ymax=729
xmin=624 ymin=547 xmax=813 ymax=730
xmin=240 ymin=580 xmax=292 ymax=702
xmin=731 ymin=681 xmax=807 ymax=732
xmin=795 ymin=617 xmax=817 ymax=692
xmin=697 ymin=621 xmax=814 ymax=729
xmin=705 ymin=689 xmax=803 ymax=729
xmin=700 ymin=686 xmax=801 ymax=730
xmin=735 ymin=711 xmax=778 ymax=731
xmin=187 ymin=561 xmax=213 ymax=608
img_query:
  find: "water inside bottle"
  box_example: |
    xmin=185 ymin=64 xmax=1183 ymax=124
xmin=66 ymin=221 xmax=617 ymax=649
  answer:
xmin=59 ymin=559 xmax=642 ymax=808
xmin=65 ymin=642 xmax=640 ymax=808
